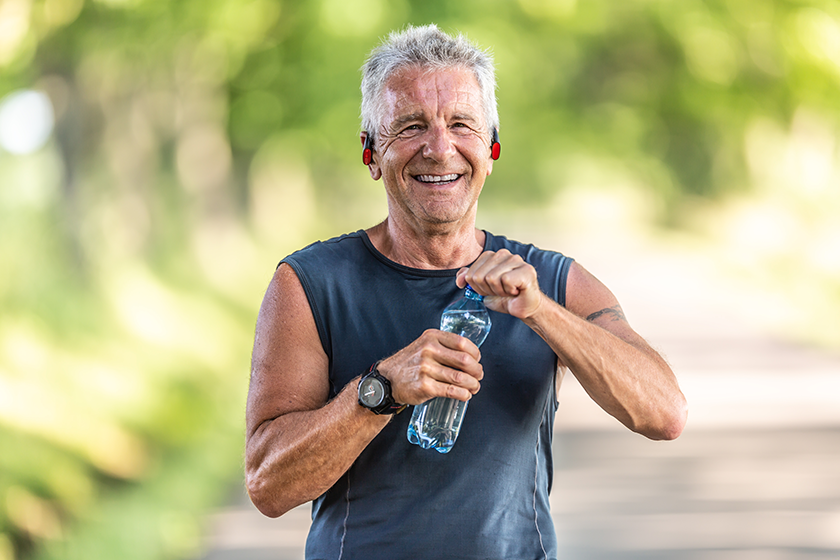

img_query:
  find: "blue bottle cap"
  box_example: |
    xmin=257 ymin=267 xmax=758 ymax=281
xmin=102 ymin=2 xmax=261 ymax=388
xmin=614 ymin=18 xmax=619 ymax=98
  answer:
xmin=464 ymin=285 xmax=483 ymax=301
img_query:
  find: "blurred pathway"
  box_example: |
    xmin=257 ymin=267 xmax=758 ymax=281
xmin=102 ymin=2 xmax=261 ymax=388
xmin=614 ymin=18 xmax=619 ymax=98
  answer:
xmin=199 ymin=228 xmax=840 ymax=559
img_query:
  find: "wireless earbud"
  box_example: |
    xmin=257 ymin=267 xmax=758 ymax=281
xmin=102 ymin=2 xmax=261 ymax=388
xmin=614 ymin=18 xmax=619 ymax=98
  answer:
xmin=491 ymin=128 xmax=501 ymax=160
xmin=362 ymin=134 xmax=374 ymax=165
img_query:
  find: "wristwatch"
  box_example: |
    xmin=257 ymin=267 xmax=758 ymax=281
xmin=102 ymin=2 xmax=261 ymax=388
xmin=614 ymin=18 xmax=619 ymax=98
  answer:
xmin=358 ymin=362 xmax=406 ymax=415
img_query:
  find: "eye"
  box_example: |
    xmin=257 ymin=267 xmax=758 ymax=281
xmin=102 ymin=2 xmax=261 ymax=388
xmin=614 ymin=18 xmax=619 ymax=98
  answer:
xmin=398 ymin=124 xmax=423 ymax=136
xmin=451 ymin=122 xmax=475 ymax=134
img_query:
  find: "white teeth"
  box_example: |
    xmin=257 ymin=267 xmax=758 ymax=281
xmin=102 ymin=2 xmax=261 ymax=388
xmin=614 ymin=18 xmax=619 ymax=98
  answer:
xmin=416 ymin=174 xmax=460 ymax=183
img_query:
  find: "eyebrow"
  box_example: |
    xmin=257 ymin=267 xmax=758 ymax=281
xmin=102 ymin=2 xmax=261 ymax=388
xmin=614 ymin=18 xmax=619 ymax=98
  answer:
xmin=390 ymin=112 xmax=425 ymax=129
xmin=451 ymin=112 xmax=479 ymax=123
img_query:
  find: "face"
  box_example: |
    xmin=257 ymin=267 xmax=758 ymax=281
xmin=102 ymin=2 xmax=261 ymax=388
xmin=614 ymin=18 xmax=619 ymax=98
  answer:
xmin=367 ymin=66 xmax=494 ymax=231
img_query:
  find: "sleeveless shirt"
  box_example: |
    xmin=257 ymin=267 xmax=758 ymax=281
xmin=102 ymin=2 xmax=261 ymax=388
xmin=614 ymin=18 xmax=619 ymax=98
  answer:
xmin=281 ymin=230 xmax=573 ymax=560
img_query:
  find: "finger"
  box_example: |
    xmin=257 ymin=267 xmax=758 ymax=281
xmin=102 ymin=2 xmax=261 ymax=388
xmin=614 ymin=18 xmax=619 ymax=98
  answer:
xmin=489 ymin=258 xmax=536 ymax=298
xmin=405 ymin=355 xmax=481 ymax=403
xmin=488 ymin=259 xmax=527 ymax=297
xmin=426 ymin=376 xmax=476 ymax=402
xmin=460 ymin=251 xmax=499 ymax=295
xmin=496 ymin=263 xmax=532 ymax=296
xmin=420 ymin=334 xmax=484 ymax=387
xmin=387 ymin=330 xmax=484 ymax=395
xmin=466 ymin=250 xmax=525 ymax=297
xmin=455 ymin=267 xmax=469 ymax=289
xmin=383 ymin=356 xmax=478 ymax=405
xmin=436 ymin=342 xmax=484 ymax=382
xmin=427 ymin=364 xmax=483 ymax=395
xmin=436 ymin=329 xmax=482 ymax=362
xmin=439 ymin=369 xmax=482 ymax=399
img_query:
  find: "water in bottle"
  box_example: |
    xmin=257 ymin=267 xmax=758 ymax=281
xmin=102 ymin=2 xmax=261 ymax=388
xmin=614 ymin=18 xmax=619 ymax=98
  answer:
xmin=407 ymin=285 xmax=491 ymax=453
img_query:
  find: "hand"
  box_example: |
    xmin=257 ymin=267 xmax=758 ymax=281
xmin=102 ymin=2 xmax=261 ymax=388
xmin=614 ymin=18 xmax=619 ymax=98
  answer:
xmin=377 ymin=329 xmax=484 ymax=405
xmin=456 ymin=249 xmax=543 ymax=320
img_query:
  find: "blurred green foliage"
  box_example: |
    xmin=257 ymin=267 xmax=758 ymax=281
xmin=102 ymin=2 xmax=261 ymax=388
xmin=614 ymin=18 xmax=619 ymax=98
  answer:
xmin=0 ymin=0 xmax=838 ymax=558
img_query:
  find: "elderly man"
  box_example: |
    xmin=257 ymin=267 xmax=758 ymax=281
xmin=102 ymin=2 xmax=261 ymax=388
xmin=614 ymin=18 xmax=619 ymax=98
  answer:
xmin=246 ymin=24 xmax=686 ymax=559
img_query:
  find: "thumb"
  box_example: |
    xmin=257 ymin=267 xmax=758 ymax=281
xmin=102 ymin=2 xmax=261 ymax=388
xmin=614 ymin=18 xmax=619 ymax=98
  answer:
xmin=455 ymin=268 xmax=469 ymax=289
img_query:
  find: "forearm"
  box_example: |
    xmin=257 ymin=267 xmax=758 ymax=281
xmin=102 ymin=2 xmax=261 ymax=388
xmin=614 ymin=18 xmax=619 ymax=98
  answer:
xmin=525 ymin=295 xmax=687 ymax=440
xmin=245 ymin=377 xmax=390 ymax=517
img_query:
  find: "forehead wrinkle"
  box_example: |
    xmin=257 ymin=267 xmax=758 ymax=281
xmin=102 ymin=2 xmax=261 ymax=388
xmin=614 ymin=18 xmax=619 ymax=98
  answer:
xmin=388 ymin=94 xmax=481 ymax=122
xmin=382 ymin=67 xmax=485 ymax=130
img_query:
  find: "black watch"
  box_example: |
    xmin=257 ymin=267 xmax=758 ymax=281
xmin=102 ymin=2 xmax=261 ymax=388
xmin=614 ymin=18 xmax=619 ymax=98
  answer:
xmin=358 ymin=362 xmax=406 ymax=415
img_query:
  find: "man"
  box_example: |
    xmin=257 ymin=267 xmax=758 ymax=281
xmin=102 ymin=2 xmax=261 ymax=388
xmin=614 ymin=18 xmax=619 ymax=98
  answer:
xmin=246 ymin=24 xmax=687 ymax=559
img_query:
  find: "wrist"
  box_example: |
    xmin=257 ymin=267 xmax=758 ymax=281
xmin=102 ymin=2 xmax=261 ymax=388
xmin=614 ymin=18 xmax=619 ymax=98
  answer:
xmin=357 ymin=361 xmax=407 ymax=415
xmin=522 ymin=292 xmax=566 ymax=338
xmin=521 ymin=291 xmax=550 ymax=324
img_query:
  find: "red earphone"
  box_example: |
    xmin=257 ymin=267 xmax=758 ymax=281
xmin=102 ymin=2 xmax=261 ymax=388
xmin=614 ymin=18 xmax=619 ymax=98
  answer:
xmin=491 ymin=128 xmax=501 ymax=160
xmin=362 ymin=134 xmax=374 ymax=165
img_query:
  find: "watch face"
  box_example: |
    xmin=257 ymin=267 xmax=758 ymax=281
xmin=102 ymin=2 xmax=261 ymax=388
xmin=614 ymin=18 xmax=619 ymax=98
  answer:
xmin=360 ymin=377 xmax=385 ymax=407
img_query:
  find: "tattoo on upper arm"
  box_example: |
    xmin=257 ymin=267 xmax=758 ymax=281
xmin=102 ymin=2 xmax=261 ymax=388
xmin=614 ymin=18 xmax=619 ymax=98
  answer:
xmin=586 ymin=305 xmax=626 ymax=323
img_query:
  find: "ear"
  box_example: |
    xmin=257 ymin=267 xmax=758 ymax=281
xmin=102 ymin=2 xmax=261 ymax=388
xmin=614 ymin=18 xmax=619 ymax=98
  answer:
xmin=360 ymin=132 xmax=381 ymax=180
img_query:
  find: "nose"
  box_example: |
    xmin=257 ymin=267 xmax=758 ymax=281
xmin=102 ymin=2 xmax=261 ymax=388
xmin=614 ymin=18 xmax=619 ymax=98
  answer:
xmin=421 ymin=124 xmax=456 ymax=162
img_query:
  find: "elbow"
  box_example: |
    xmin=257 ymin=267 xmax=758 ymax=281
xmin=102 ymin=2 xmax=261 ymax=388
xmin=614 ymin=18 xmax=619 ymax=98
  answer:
xmin=651 ymin=393 xmax=688 ymax=441
xmin=630 ymin=391 xmax=688 ymax=441
xmin=245 ymin=467 xmax=293 ymax=519
xmin=655 ymin=418 xmax=686 ymax=442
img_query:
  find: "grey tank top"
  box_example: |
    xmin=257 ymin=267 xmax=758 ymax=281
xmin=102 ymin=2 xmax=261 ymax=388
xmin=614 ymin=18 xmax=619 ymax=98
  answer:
xmin=282 ymin=230 xmax=573 ymax=560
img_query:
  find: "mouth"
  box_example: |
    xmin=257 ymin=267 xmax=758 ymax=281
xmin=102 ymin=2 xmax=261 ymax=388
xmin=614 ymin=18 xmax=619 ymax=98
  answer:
xmin=413 ymin=173 xmax=462 ymax=185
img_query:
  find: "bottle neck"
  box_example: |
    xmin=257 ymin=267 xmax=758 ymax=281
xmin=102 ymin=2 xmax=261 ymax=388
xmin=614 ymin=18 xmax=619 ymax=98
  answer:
xmin=464 ymin=285 xmax=484 ymax=302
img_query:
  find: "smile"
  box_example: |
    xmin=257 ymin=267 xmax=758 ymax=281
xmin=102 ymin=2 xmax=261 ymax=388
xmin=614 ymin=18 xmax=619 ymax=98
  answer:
xmin=414 ymin=174 xmax=461 ymax=184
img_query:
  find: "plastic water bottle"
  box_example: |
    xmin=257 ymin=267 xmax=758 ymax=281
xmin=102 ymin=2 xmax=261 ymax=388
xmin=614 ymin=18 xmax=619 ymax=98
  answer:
xmin=407 ymin=285 xmax=491 ymax=453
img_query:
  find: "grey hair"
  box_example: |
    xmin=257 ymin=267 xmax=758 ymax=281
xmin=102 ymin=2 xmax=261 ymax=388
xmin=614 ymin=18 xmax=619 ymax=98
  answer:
xmin=360 ymin=24 xmax=499 ymax=142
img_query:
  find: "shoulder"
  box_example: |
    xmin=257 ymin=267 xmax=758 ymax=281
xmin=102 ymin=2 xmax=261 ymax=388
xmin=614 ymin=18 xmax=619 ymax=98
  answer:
xmin=282 ymin=230 xmax=365 ymax=265
xmin=280 ymin=230 xmax=371 ymax=285
xmin=485 ymin=232 xmax=571 ymax=264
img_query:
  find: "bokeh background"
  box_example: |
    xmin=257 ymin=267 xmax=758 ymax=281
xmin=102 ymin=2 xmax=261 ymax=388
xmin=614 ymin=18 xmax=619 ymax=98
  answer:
xmin=1 ymin=0 xmax=839 ymax=558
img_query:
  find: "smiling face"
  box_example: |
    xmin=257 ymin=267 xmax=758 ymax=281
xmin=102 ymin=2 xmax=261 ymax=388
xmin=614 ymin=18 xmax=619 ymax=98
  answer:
xmin=368 ymin=66 xmax=494 ymax=233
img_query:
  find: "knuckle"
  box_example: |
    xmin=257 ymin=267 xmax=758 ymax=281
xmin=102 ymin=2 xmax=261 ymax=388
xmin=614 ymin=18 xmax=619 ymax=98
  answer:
xmin=442 ymin=331 xmax=464 ymax=349
xmin=447 ymin=334 xmax=464 ymax=349
xmin=420 ymin=328 xmax=438 ymax=341
xmin=417 ymin=359 xmax=434 ymax=378
xmin=418 ymin=345 xmax=436 ymax=362
xmin=454 ymin=351 xmax=472 ymax=369
xmin=418 ymin=377 xmax=435 ymax=395
xmin=444 ymin=384 xmax=461 ymax=400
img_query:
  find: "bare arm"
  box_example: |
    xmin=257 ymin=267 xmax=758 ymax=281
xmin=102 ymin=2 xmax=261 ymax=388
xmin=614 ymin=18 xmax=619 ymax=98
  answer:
xmin=460 ymin=251 xmax=687 ymax=440
xmin=245 ymin=264 xmax=390 ymax=517
xmin=245 ymin=264 xmax=485 ymax=517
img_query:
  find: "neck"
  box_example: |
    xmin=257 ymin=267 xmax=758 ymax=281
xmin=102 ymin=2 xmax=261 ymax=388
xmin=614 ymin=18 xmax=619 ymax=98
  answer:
xmin=366 ymin=218 xmax=485 ymax=270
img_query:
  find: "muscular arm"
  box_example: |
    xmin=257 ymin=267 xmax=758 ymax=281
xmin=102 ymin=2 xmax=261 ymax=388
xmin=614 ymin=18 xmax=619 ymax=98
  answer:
xmin=461 ymin=252 xmax=687 ymax=441
xmin=246 ymin=264 xmax=484 ymax=517
xmin=245 ymin=264 xmax=391 ymax=517
xmin=534 ymin=262 xmax=686 ymax=439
